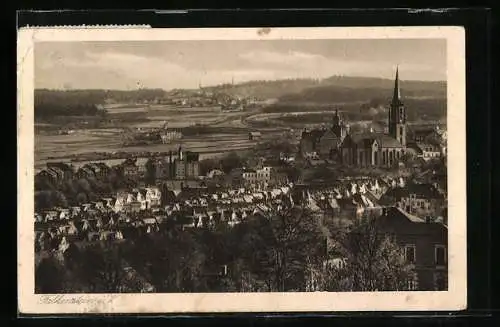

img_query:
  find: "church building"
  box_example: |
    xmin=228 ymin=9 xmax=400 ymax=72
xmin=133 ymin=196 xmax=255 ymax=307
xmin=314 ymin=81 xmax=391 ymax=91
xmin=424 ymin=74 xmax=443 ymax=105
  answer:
xmin=299 ymin=109 xmax=349 ymax=158
xmin=340 ymin=67 xmax=407 ymax=167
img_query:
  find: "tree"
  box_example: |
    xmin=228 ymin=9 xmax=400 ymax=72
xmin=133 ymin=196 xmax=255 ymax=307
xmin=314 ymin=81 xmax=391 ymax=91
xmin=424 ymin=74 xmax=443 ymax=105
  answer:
xmin=76 ymin=178 xmax=92 ymax=193
xmin=319 ymin=215 xmax=416 ymax=292
xmin=220 ymin=152 xmax=245 ymax=174
xmin=52 ymin=191 xmax=69 ymax=207
xmin=240 ymin=206 xmax=325 ymax=292
xmin=35 ymin=257 xmax=65 ymax=293
xmin=280 ymin=166 xmax=301 ymax=183
xmin=199 ymin=158 xmax=220 ymax=176
xmin=75 ymin=192 xmax=88 ymax=204
xmin=35 ymin=190 xmax=54 ymax=210
xmin=77 ymin=244 xmax=129 ymax=293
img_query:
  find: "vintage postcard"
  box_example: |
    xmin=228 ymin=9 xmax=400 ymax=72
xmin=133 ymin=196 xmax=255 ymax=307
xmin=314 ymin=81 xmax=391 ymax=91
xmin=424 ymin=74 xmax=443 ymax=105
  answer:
xmin=17 ymin=26 xmax=466 ymax=314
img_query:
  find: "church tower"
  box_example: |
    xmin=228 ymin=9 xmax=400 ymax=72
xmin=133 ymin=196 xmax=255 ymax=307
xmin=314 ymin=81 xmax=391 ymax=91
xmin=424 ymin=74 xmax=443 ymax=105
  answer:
xmin=388 ymin=67 xmax=407 ymax=147
xmin=332 ymin=109 xmax=346 ymax=140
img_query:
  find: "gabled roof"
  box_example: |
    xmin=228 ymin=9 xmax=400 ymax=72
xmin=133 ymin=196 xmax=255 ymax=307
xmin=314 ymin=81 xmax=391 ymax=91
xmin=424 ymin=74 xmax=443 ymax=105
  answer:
xmin=343 ymin=132 xmax=403 ymax=149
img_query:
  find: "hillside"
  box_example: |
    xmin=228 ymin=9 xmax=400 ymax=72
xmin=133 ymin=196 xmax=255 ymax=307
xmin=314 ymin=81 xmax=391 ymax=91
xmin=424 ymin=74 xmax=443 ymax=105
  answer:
xmin=204 ymin=78 xmax=321 ymax=100
xmin=205 ymin=76 xmax=446 ymax=101
xmin=278 ymin=80 xmax=446 ymax=103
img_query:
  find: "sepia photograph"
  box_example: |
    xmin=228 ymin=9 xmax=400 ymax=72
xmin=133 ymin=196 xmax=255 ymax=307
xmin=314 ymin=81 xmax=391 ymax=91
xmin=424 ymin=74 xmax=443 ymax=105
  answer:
xmin=18 ymin=26 xmax=466 ymax=313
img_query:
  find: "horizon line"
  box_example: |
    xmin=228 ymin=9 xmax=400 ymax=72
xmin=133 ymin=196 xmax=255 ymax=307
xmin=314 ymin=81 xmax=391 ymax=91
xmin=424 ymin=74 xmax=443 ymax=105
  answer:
xmin=35 ymin=74 xmax=447 ymax=92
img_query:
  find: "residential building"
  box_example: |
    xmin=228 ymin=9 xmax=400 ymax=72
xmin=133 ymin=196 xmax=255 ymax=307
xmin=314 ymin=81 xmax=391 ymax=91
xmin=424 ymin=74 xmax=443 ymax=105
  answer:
xmin=409 ymin=143 xmax=442 ymax=160
xmin=241 ymin=166 xmax=274 ymax=189
xmin=397 ymin=183 xmax=445 ymax=218
xmin=174 ymin=147 xmax=200 ymax=180
xmin=248 ymin=131 xmax=262 ymax=141
xmin=36 ymin=169 xmax=58 ymax=186
xmin=375 ymin=207 xmax=448 ymax=291
xmin=47 ymin=166 xmax=65 ymax=184
xmin=84 ymin=162 xmax=110 ymax=179
xmin=46 ymin=162 xmax=74 ymax=181
xmin=75 ymin=166 xmax=95 ymax=180
xmin=121 ymin=158 xmax=139 ymax=179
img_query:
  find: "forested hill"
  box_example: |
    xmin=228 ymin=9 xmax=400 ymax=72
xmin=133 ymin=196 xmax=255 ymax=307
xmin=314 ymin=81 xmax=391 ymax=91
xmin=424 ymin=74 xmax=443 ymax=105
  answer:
xmin=204 ymin=78 xmax=321 ymax=99
xmin=35 ymin=89 xmax=166 ymax=106
xmin=278 ymin=77 xmax=446 ymax=103
xmin=34 ymin=89 xmax=167 ymax=120
xmin=204 ymin=76 xmax=446 ymax=101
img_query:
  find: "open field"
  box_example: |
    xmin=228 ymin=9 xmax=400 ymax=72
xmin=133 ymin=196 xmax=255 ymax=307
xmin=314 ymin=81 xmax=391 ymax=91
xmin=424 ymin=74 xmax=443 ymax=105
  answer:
xmin=35 ymin=96 xmax=446 ymax=171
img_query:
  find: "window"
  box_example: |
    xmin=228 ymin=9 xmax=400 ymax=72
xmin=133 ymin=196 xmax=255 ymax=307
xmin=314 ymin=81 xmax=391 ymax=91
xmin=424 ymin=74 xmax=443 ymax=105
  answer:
xmin=407 ymin=276 xmax=418 ymax=291
xmin=435 ymin=245 xmax=446 ymax=266
xmin=405 ymin=244 xmax=416 ymax=264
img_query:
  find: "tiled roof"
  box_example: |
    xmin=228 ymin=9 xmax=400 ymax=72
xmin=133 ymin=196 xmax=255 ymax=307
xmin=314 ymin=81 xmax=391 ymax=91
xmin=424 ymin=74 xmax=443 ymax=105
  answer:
xmin=345 ymin=132 xmax=403 ymax=149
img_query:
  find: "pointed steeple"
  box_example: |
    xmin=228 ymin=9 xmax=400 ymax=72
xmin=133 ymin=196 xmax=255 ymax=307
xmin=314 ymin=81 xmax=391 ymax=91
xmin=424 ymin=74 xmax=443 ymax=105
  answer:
xmin=392 ymin=66 xmax=401 ymax=103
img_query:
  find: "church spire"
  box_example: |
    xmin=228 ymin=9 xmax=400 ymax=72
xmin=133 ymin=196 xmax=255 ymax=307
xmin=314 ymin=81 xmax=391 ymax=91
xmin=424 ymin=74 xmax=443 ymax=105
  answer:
xmin=392 ymin=66 xmax=401 ymax=103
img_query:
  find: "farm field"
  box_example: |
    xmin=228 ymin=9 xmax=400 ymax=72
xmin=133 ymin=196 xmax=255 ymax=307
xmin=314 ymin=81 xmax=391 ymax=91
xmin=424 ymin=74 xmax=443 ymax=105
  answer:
xmin=35 ymin=97 xmax=444 ymax=171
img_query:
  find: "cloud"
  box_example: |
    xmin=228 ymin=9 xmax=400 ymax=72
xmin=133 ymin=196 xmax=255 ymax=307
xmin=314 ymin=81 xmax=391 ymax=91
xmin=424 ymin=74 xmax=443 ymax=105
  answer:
xmin=239 ymin=49 xmax=442 ymax=81
xmin=239 ymin=50 xmax=325 ymax=66
xmin=35 ymin=46 xmax=445 ymax=90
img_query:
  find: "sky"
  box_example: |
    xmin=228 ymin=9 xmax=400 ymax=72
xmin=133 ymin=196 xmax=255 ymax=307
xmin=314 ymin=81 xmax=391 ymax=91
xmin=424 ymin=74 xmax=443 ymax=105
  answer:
xmin=35 ymin=39 xmax=447 ymax=90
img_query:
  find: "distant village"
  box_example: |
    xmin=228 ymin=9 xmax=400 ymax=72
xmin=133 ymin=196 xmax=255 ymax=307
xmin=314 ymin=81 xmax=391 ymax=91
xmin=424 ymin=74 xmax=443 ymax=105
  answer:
xmin=34 ymin=69 xmax=449 ymax=293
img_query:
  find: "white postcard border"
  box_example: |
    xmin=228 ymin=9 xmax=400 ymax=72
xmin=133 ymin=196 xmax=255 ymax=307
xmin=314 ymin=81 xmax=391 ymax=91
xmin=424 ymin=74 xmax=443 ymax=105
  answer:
xmin=17 ymin=26 xmax=467 ymax=314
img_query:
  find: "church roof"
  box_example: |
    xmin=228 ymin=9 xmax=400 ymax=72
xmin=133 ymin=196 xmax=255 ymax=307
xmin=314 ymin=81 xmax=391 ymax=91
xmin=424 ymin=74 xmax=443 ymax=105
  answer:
xmin=346 ymin=132 xmax=403 ymax=148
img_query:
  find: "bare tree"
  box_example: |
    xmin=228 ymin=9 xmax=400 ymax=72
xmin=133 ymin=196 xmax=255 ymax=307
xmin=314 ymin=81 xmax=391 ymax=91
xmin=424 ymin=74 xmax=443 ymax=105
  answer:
xmin=253 ymin=206 xmax=325 ymax=291
xmin=319 ymin=215 xmax=416 ymax=292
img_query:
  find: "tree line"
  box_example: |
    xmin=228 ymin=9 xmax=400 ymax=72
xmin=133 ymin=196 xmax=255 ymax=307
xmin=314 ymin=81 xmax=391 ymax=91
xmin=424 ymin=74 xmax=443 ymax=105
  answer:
xmin=35 ymin=170 xmax=138 ymax=210
xmin=34 ymin=88 xmax=167 ymax=120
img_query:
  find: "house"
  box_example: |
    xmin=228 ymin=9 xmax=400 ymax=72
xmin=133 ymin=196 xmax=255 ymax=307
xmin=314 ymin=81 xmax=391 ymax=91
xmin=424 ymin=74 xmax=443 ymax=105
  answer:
xmin=397 ymin=183 xmax=445 ymax=218
xmin=409 ymin=143 xmax=442 ymax=160
xmin=206 ymin=169 xmax=225 ymax=179
xmin=374 ymin=207 xmax=448 ymax=291
xmin=47 ymin=166 xmax=65 ymax=184
xmin=241 ymin=166 xmax=274 ymax=189
xmin=75 ymin=166 xmax=96 ymax=180
xmin=120 ymin=158 xmax=139 ymax=179
xmin=36 ymin=169 xmax=58 ymax=186
xmin=248 ymin=131 xmax=262 ymax=141
xmin=408 ymin=125 xmax=443 ymax=145
xmin=85 ymin=162 xmax=110 ymax=178
xmin=46 ymin=162 xmax=74 ymax=181
xmin=145 ymin=186 xmax=162 ymax=207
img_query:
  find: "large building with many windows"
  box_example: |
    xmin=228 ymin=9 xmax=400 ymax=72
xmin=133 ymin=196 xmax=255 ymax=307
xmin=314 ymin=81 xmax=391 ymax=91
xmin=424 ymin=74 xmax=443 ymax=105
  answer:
xmin=340 ymin=67 xmax=408 ymax=167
